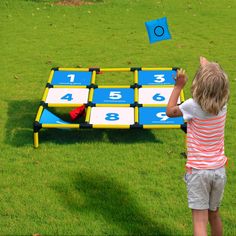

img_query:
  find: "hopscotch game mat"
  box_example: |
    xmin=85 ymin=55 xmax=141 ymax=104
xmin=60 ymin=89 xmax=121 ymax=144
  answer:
xmin=33 ymin=67 xmax=186 ymax=147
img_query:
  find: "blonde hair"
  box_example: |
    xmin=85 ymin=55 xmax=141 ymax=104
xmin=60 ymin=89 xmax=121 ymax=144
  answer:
xmin=191 ymin=62 xmax=229 ymax=115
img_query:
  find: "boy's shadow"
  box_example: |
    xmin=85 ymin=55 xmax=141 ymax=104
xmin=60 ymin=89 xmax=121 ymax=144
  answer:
xmin=5 ymin=100 xmax=162 ymax=147
xmin=54 ymin=171 xmax=175 ymax=235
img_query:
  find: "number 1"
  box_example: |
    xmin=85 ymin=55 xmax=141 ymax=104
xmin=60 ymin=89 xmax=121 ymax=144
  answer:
xmin=67 ymin=74 xmax=75 ymax=83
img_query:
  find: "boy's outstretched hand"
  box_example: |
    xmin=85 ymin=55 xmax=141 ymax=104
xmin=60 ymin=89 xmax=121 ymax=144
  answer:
xmin=175 ymin=68 xmax=187 ymax=88
xmin=166 ymin=68 xmax=187 ymax=118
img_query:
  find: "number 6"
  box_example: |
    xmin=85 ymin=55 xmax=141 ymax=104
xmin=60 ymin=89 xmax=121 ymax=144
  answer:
xmin=152 ymin=93 xmax=165 ymax=101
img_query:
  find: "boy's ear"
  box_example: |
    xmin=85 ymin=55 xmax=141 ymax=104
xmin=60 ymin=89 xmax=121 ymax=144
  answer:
xmin=200 ymin=56 xmax=209 ymax=67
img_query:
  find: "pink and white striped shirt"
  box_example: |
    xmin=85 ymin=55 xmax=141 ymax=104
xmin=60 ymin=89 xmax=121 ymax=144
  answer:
xmin=179 ymin=99 xmax=227 ymax=169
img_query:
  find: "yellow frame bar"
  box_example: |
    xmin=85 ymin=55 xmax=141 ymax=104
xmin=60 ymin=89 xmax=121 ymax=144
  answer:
xmin=34 ymin=132 xmax=39 ymax=148
xmin=141 ymin=85 xmax=174 ymax=88
xmin=134 ymin=106 xmax=139 ymax=123
xmin=85 ymin=106 xmax=92 ymax=123
xmin=58 ymin=68 xmax=89 ymax=72
xmin=93 ymin=124 xmax=130 ymax=129
xmin=134 ymin=88 xmax=139 ymax=103
xmin=91 ymin=70 xmax=96 ymax=84
xmin=35 ymin=105 xmax=44 ymax=122
xmin=88 ymin=88 xmax=94 ymax=102
xmin=42 ymin=87 xmax=49 ymax=102
xmin=53 ymin=85 xmax=87 ymax=88
xmin=143 ymin=125 xmax=181 ymax=129
xmin=95 ymin=104 xmax=130 ymax=107
xmin=141 ymin=67 xmax=173 ymax=71
xmin=47 ymin=103 xmax=85 ymax=107
xmin=47 ymin=70 xmax=55 ymax=83
xmin=100 ymin=68 xmax=131 ymax=72
xmin=142 ymin=104 xmax=167 ymax=107
xmin=97 ymin=85 xmax=130 ymax=88
xmin=42 ymin=124 xmax=80 ymax=128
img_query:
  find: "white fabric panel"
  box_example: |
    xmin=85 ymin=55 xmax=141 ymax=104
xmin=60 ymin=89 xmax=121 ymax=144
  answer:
xmin=89 ymin=107 xmax=134 ymax=125
xmin=138 ymin=87 xmax=180 ymax=104
xmin=45 ymin=88 xmax=89 ymax=104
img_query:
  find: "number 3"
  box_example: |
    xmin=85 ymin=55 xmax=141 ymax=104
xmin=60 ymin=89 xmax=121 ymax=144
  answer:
xmin=154 ymin=74 xmax=165 ymax=83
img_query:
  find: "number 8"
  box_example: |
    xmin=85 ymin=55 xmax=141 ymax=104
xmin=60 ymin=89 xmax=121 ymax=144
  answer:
xmin=105 ymin=113 xmax=119 ymax=121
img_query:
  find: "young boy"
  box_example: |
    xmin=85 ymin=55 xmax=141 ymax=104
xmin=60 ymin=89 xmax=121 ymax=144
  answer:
xmin=166 ymin=57 xmax=229 ymax=236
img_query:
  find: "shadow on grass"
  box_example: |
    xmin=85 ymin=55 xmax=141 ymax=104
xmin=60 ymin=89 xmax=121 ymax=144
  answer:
xmin=5 ymin=100 xmax=162 ymax=147
xmin=4 ymin=100 xmax=38 ymax=147
xmin=54 ymin=171 xmax=175 ymax=235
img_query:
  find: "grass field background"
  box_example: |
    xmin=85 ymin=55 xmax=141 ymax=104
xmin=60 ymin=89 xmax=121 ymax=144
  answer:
xmin=0 ymin=0 xmax=236 ymax=235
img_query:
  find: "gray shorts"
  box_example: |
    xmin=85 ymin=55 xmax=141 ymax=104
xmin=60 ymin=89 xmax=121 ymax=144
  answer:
xmin=184 ymin=167 xmax=227 ymax=211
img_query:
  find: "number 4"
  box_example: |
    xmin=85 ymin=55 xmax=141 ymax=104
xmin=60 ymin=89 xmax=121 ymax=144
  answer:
xmin=61 ymin=93 xmax=73 ymax=101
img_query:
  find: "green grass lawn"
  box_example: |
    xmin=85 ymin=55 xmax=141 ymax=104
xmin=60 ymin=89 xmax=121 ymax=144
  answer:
xmin=1 ymin=0 xmax=236 ymax=235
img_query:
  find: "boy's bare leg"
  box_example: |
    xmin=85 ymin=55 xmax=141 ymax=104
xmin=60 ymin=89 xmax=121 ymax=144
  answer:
xmin=192 ymin=209 xmax=208 ymax=236
xmin=208 ymin=209 xmax=223 ymax=236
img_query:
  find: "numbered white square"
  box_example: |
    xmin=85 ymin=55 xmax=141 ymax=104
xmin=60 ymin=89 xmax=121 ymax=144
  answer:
xmin=45 ymin=88 xmax=89 ymax=104
xmin=138 ymin=87 xmax=180 ymax=105
xmin=89 ymin=107 xmax=135 ymax=125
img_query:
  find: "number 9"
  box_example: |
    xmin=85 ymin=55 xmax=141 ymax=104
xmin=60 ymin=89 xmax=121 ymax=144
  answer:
xmin=156 ymin=112 xmax=168 ymax=121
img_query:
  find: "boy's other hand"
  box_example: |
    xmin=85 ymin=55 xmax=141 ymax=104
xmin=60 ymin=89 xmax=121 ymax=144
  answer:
xmin=175 ymin=68 xmax=187 ymax=88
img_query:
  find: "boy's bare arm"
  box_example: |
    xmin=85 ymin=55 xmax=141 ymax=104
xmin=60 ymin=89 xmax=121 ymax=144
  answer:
xmin=166 ymin=69 xmax=187 ymax=117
